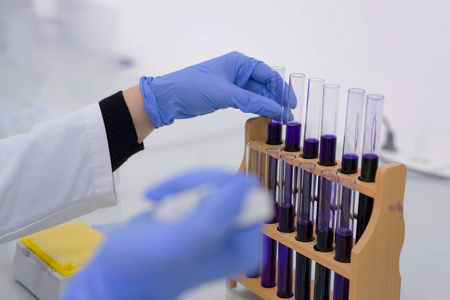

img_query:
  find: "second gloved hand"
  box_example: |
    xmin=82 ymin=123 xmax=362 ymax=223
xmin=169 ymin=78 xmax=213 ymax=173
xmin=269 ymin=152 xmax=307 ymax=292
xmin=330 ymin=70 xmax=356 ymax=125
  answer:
xmin=61 ymin=169 xmax=264 ymax=300
xmin=140 ymin=51 xmax=282 ymax=128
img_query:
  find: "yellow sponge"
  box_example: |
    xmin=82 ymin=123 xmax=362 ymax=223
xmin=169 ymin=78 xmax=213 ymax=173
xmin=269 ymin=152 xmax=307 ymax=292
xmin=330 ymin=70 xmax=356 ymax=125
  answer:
xmin=21 ymin=220 xmax=104 ymax=277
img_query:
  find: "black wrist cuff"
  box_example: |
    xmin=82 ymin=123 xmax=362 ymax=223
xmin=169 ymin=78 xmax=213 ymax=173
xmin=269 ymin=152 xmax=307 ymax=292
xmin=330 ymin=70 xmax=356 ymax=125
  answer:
xmin=99 ymin=91 xmax=144 ymax=172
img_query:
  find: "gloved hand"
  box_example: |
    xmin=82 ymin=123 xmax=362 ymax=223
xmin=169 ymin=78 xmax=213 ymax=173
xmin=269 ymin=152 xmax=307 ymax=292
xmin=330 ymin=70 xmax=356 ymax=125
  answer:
xmin=61 ymin=169 xmax=263 ymax=300
xmin=139 ymin=51 xmax=284 ymax=128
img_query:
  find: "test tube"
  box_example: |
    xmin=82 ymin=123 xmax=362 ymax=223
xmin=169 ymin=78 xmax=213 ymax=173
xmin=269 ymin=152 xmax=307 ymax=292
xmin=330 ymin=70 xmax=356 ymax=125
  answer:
xmin=266 ymin=67 xmax=286 ymax=145
xmin=277 ymin=154 xmax=296 ymax=298
xmin=279 ymin=154 xmax=296 ymax=233
xmin=356 ymin=94 xmax=384 ymax=243
xmin=284 ymin=73 xmax=306 ymax=152
xmin=261 ymin=148 xmax=282 ymax=288
xmin=341 ymin=88 xmax=365 ymax=174
xmin=302 ymin=78 xmax=325 ymax=159
xmin=314 ymin=170 xmax=338 ymax=300
xmin=333 ymin=178 xmax=356 ymax=300
xmin=319 ymin=84 xmax=340 ymax=166
xmin=295 ymin=163 xmax=316 ymax=300
xmin=245 ymin=141 xmax=262 ymax=278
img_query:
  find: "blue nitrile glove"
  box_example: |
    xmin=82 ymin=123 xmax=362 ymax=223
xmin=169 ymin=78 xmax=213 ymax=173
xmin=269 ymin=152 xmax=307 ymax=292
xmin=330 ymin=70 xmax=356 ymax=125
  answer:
xmin=61 ymin=169 xmax=262 ymax=300
xmin=139 ymin=51 xmax=284 ymax=128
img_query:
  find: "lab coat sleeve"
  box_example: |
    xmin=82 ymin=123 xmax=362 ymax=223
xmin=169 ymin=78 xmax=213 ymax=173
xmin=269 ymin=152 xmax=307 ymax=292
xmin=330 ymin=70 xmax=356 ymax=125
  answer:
xmin=0 ymin=103 xmax=117 ymax=244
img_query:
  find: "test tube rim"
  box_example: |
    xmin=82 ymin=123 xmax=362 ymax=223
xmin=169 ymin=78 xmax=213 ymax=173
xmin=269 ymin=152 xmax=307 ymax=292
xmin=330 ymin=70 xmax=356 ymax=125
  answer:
xmin=338 ymin=177 xmax=356 ymax=188
xmin=324 ymin=83 xmax=341 ymax=89
xmin=367 ymin=94 xmax=385 ymax=101
xmin=348 ymin=88 xmax=366 ymax=94
xmin=289 ymin=73 xmax=306 ymax=78
xmin=266 ymin=147 xmax=282 ymax=159
xmin=281 ymin=153 xmax=296 ymax=162
xmin=299 ymin=162 xmax=316 ymax=172
xmin=270 ymin=66 xmax=286 ymax=71
xmin=308 ymin=77 xmax=325 ymax=83
xmin=246 ymin=141 xmax=262 ymax=151
xmin=320 ymin=169 xmax=339 ymax=183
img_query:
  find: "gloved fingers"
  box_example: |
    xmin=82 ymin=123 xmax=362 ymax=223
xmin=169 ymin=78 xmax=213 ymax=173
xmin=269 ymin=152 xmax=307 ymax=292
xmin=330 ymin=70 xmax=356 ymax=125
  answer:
xmin=187 ymin=225 xmax=262 ymax=280
xmin=145 ymin=168 xmax=235 ymax=202
xmin=243 ymin=79 xmax=270 ymax=98
xmin=286 ymin=82 xmax=298 ymax=109
xmin=181 ymin=174 xmax=260 ymax=252
xmin=272 ymin=106 xmax=295 ymax=124
xmin=227 ymin=86 xmax=281 ymax=118
xmin=250 ymin=61 xmax=271 ymax=85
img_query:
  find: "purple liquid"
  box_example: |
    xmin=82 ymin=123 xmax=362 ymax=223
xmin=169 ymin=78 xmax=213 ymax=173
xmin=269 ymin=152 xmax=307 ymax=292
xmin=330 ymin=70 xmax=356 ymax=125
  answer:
xmin=341 ymin=153 xmax=358 ymax=174
xmin=335 ymin=228 xmax=353 ymax=263
xmin=277 ymin=244 xmax=293 ymax=298
xmin=267 ymin=121 xmax=283 ymax=145
xmin=261 ymin=235 xmax=277 ymax=288
xmin=303 ymin=138 xmax=319 ymax=159
xmin=279 ymin=204 xmax=295 ymax=233
xmin=360 ymin=153 xmax=379 ymax=182
xmin=295 ymin=252 xmax=311 ymax=300
xmin=319 ymin=134 xmax=337 ymax=166
xmin=356 ymin=193 xmax=373 ymax=243
xmin=317 ymin=227 xmax=333 ymax=252
xmin=297 ymin=219 xmax=313 ymax=242
xmin=285 ymin=122 xmax=301 ymax=152
xmin=314 ymin=263 xmax=331 ymax=300
xmin=333 ymin=273 xmax=349 ymax=300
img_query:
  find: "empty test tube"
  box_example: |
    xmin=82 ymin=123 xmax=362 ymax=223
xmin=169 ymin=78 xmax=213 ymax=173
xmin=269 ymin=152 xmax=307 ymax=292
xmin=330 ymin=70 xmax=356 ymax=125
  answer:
xmin=295 ymin=163 xmax=316 ymax=300
xmin=285 ymin=73 xmax=306 ymax=152
xmin=314 ymin=170 xmax=338 ymax=300
xmin=303 ymin=78 xmax=325 ymax=159
xmin=277 ymin=154 xmax=296 ymax=298
xmin=266 ymin=67 xmax=286 ymax=145
xmin=319 ymin=84 xmax=340 ymax=166
xmin=245 ymin=141 xmax=262 ymax=278
xmin=341 ymin=88 xmax=365 ymax=174
xmin=356 ymin=94 xmax=384 ymax=243
xmin=261 ymin=148 xmax=282 ymax=288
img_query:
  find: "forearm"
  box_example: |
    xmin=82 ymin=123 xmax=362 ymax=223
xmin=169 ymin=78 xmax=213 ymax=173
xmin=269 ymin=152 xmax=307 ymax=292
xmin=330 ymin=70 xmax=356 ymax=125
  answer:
xmin=123 ymin=85 xmax=154 ymax=143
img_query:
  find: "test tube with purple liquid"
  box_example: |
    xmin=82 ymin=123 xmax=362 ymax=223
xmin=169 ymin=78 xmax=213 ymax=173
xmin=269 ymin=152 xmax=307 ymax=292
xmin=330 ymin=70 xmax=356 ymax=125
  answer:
xmin=341 ymin=88 xmax=365 ymax=174
xmin=302 ymin=78 xmax=324 ymax=159
xmin=284 ymin=73 xmax=305 ymax=152
xmin=314 ymin=170 xmax=338 ymax=300
xmin=261 ymin=148 xmax=282 ymax=288
xmin=356 ymin=94 xmax=384 ymax=243
xmin=295 ymin=163 xmax=316 ymax=300
xmin=319 ymin=84 xmax=340 ymax=166
xmin=333 ymin=178 xmax=356 ymax=300
xmin=266 ymin=67 xmax=285 ymax=145
xmin=277 ymin=154 xmax=296 ymax=298
xmin=245 ymin=141 xmax=262 ymax=278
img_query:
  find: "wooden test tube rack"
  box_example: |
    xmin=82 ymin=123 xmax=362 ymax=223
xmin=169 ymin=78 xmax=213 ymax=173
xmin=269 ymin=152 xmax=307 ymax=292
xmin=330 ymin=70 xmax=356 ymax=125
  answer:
xmin=226 ymin=117 xmax=407 ymax=300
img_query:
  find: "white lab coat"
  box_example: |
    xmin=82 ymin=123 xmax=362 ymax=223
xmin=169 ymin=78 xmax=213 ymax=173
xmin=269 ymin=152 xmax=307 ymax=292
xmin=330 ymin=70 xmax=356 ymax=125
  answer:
xmin=0 ymin=104 xmax=117 ymax=244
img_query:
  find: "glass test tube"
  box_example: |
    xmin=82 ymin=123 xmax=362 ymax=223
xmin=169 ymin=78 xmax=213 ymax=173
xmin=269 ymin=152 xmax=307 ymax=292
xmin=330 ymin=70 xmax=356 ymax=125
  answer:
xmin=284 ymin=73 xmax=306 ymax=152
xmin=266 ymin=66 xmax=286 ymax=145
xmin=245 ymin=141 xmax=262 ymax=278
xmin=314 ymin=170 xmax=338 ymax=300
xmin=303 ymin=78 xmax=325 ymax=159
xmin=261 ymin=148 xmax=282 ymax=288
xmin=341 ymin=88 xmax=365 ymax=174
xmin=277 ymin=154 xmax=296 ymax=298
xmin=295 ymin=163 xmax=316 ymax=300
xmin=319 ymin=84 xmax=340 ymax=166
xmin=356 ymin=94 xmax=384 ymax=243
xmin=333 ymin=178 xmax=356 ymax=300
